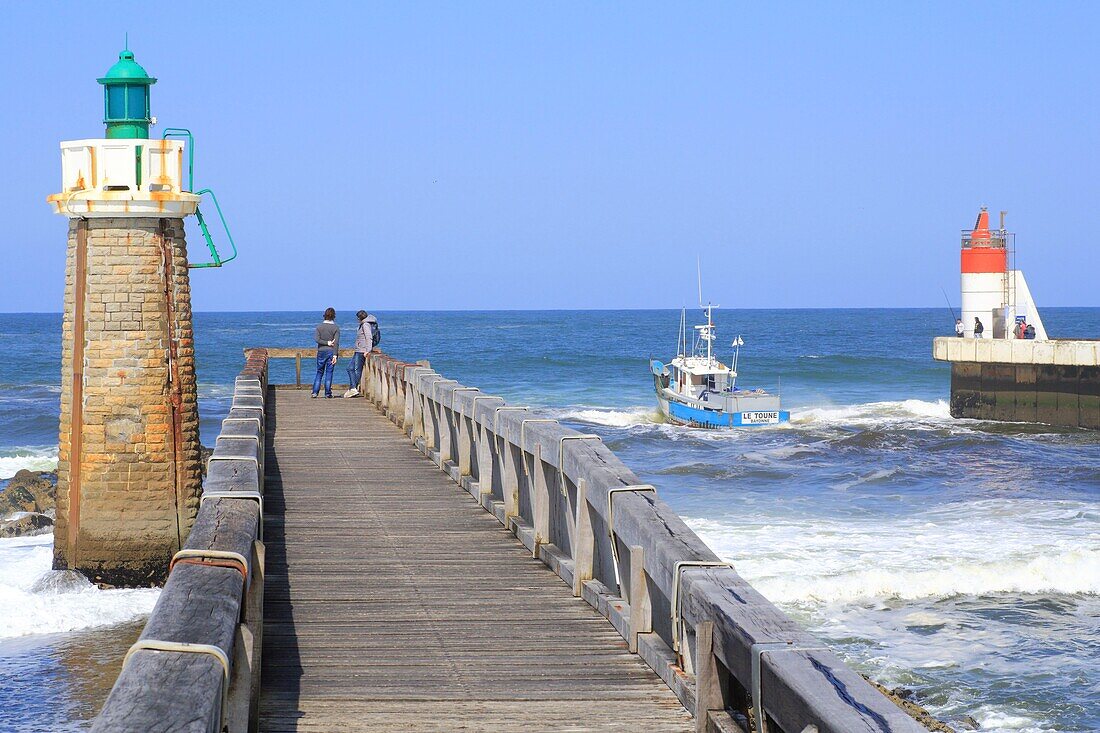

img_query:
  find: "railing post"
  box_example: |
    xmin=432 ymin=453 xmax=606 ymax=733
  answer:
xmin=694 ymin=620 xmax=729 ymax=733
xmin=476 ymin=420 xmax=498 ymax=502
xmin=386 ymin=369 xmax=399 ymax=417
xmin=295 ymin=352 xmax=301 ymax=389
xmin=395 ymin=370 xmax=407 ymax=427
xmin=439 ymin=404 xmax=453 ymax=467
xmin=458 ymin=413 xmax=473 ymax=479
xmin=532 ymin=444 xmax=550 ymax=557
xmin=628 ymin=545 xmax=652 ymax=653
xmin=572 ymin=478 xmax=594 ymax=597
xmin=502 ymin=440 xmax=521 ymax=526
xmin=405 ymin=380 xmax=417 ymax=435
xmin=423 ymin=392 xmax=438 ymax=451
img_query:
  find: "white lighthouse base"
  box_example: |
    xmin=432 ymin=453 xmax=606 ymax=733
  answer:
xmin=46 ymin=138 xmax=200 ymax=218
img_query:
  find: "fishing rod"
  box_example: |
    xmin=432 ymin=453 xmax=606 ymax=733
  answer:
xmin=941 ymin=287 xmax=959 ymax=322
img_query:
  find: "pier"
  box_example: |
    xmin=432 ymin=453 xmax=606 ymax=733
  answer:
xmin=90 ymin=349 xmax=929 ymax=733
xmin=933 ymin=337 xmax=1100 ymax=428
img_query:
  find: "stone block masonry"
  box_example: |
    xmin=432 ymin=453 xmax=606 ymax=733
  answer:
xmin=54 ymin=216 xmax=202 ymax=586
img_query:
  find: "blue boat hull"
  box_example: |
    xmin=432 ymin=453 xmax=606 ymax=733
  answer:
xmin=664 ymin=398 xmax=789 ymax=428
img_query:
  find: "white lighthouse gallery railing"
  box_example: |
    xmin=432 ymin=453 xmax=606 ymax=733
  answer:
xmin=363 ymin=352 xmax=927 ymax=733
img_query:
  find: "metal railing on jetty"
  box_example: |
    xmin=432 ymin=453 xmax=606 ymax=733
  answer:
xmin=363 ymin=351 xmax=927 ymax=733
xmin=92 ymin=350 xmax=269 ymax=733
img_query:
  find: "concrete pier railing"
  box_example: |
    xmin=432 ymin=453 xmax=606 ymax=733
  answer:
xmin=365 ymin=352 xmax=927 ymax=733
xmin=91 ymin=349 xmax=269 ymax=733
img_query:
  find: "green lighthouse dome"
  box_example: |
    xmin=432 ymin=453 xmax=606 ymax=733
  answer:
xmin=97 ymin=48 xmax=157 ymax=138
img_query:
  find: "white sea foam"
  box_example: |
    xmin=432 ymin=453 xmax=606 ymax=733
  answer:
xmin=0 ymin=447 xmax=58 ymax=480
xmin=970 ymin=707 xmax=1057 ymax=733
xmin=0 ymin=535 xmax=158 ymax=639
xmin=687 ymin=498 xmax=1100 ymax=605
xmin=688 ymin=499 xmax=1095 ymax=733
xmin=552 ymin=406 xmax=658 ymax=428
xmin=553 ymin=398 xmax=958 ymax=436
xmin=794 ymin=398 xmax=953 ymax=428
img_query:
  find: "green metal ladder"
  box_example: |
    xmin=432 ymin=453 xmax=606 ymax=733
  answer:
xmin=162 ymin=128 xmax=238 ymax=268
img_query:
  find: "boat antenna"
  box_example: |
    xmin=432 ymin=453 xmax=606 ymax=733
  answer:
xmin=940 ymin=287 xmax=959 ymax=322
xmin=697 ymin=256 xmax=703 ymax=308
xmin=677 ymin=307 xmax=686 ymax=357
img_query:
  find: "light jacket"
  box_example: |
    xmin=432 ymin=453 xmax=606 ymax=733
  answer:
xmin=354 ymin=317 xmax=375 ymax=354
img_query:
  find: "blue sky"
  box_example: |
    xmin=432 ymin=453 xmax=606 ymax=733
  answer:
xmin=2 ymin=2 xmax=1098 ymax=312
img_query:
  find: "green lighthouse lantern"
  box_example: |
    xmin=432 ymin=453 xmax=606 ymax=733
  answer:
xmin=98 ymin=46 xmax=157 ymax=139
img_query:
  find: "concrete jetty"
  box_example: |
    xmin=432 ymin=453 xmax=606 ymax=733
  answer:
xmin=933 ymin=337 xmax=1100 ymax=428
xmin=88 ymin=349 xmax=930 ymax=733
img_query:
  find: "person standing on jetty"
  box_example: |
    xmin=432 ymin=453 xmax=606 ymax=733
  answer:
xmin=344 ymin=310 xmax=378 ymax=398
xmin=312 ymin=307 xmax=340 ymax=398
xmin=973 ymin=317 xmax=985 ymax=338
xmin=955 ymin=318 xmax=964 ymax=337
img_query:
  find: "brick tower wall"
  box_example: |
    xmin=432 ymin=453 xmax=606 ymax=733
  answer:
xmin=54 ymin=217 xmax=202 ymax=587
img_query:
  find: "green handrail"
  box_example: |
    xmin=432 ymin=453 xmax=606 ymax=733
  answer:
xmin=190 ymin=189 xmax=238 ymax=269
xmin=161 ymin=128 xmax=194 ymax=192
xmin=161 ymin=128 xmax=237 ymax=269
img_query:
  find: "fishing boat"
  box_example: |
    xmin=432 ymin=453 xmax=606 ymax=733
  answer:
xmin=650 ymin=299 xmax=789 ymax=428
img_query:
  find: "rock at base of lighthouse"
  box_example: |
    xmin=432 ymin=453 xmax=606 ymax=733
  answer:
xmin=53 ymin=217 xmax=202 ymax=588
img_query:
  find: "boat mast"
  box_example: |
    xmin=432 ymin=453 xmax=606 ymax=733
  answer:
xmin=677 ymin=308 xmax=686 ymax=358
xmin=697 ymin=257 xmax=716 ymax=367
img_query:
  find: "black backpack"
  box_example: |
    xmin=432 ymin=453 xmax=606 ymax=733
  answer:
xmin=367 ymin=316 xmax=381 ymax=346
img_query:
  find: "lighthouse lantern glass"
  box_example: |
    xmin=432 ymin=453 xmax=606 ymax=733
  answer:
xmin=127 ymin=85 xmax=148 ymax=119
xmin=104 ymin=84 xmax=149 ymax=122
xmin=106 ymin=86 xmax=123 ymax=120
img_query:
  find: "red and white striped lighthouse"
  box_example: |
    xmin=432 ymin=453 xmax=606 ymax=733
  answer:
xmin=960 ymin=207 xmax=1010 ymax=338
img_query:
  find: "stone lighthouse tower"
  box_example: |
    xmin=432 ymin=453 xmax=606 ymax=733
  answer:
xmin=47 ymin=47 xmax=203 ymax=586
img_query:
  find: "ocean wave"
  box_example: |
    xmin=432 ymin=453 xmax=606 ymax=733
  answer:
xmin=0 ymin=535 xmax=158 ymax=639
xmin=198 ymin=383 xmax=235 ymax=399
xmin=550 ymin=406 xmax=659 ymax=428
xmin=830 ymin=466 xmax=901 ymax=491
xmin=549 ymin=398 xmax=958 ymax=437
xmin=968 ymin=707 xmax=1058 ymax=733
xmin=687 ymin=498 xmax=1100 ymax=604
xmin=742 ymin=444 xmax=825 ymax=462
xmin=0 ymin=447 xmax=58 ymax=480
xmin=759 ymin=548 xmax=1099 ymax=604
xmin=794 ymin=399 xmax=952 ymax=427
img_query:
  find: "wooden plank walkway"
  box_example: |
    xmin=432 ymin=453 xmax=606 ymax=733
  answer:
xmin=259 ymin=388 xmax=693 ymax=732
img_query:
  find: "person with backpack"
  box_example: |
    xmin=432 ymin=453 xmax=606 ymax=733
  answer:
xmin=974 ymin=317 xmax=985 ymax=338
xmin=344 ymin=310 xmax=380 ymax=398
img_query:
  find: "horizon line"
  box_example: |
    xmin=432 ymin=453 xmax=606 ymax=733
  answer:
xmin=2 ymin=304 xmax=1099 ymax=316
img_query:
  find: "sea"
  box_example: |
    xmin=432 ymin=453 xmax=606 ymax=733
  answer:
xmin=0 ymin=309 xmax=1097 ymax=733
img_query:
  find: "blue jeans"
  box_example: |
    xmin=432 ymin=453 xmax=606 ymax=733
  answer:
xmin=312 ymin=348 xmax=335 ymax=396
xmin=347 ymin=352 xmax=366 ymax=392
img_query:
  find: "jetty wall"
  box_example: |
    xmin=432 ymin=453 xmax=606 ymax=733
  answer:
xmin=91 ymin=349 xmax=268 ymax=733
xmin=364 ymin=352 xmax=927 ymax=733
xmin=933 ymin=337 xmax=1100 ymax=429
